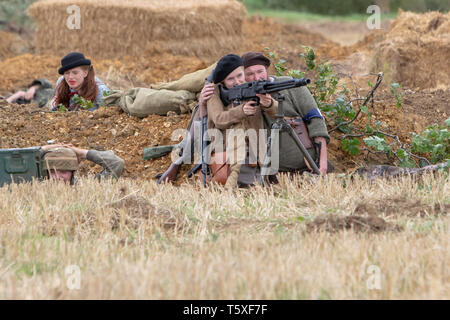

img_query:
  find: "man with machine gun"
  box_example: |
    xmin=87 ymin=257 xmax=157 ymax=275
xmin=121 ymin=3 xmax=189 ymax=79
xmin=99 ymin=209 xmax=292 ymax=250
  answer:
xmin=218 ymin=73 xmax=321 ymax=182
xmin=240 ymin=52 xmax=330 ymax=178
xmin=203 ymin=54 xmax=279 ymax=188
xmin=157 ymin=52 xmax=331 ymax=185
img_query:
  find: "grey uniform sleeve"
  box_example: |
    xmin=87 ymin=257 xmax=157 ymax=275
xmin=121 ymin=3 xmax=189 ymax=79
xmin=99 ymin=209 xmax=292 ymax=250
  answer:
xmin=287 ymin=86 xmax=330 ymax=144
xmin=86 ymin=150 xmax=125 ymax=180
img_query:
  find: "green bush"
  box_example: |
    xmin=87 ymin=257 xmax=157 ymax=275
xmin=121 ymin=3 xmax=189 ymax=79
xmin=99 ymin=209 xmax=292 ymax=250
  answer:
xmin=391 ymin=0 xmax=450 ymax=12
xmin=411 ymin=119 xmax=450 ymax=164
xmin=0 ymin=0 xmax=38 ymax=28
xmin=241 ymin=0 xmax=450 ymax=13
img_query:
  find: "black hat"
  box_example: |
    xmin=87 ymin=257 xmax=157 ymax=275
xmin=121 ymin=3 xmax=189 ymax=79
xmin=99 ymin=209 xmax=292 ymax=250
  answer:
xmin=58 ymin=52 xmax=91 ymax=75
xmin=242 ymin=52 xmax=271 ymax=69
xmin=213 ymin=54 xmax=243 ymax=84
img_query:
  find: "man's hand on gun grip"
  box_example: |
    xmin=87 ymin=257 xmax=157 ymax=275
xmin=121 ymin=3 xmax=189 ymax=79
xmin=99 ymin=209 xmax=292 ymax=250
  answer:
xmin=256 ymin=93 xmax=272 ymax=108
xmin=243 ymin=101 xmax=258 ymax=116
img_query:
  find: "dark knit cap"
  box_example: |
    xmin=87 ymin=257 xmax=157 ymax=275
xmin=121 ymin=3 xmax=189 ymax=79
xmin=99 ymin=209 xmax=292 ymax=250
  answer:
xmin=213 ymin=54 xmax=243 ymax=84
xmin=58 ymin=52 xmax=91 ymax=75
xmin=242 ymin=52 xmax=271 ymax=69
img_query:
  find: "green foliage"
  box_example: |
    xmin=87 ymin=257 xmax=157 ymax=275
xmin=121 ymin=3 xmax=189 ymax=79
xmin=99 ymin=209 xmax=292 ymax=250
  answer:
xmin=364 ymin=136 xmax=392 ymax=156
xmin=391 ymin=0 xmax=450 ymax=12
xmin=321 ymin=95 xmax=355 ymax=132
xmin=267 ymin=47 xmax=446 ymax=167
xmin=266 ymin=51 xmax=287 ymax=76
xmin=72 ymin=94 xmax=94 ymax=110
xmin=268 ymin=47 xmax=349 ymax=128
xmin=390 ymin=83 xmax=405 ymax=109
xmin=241 ymin=0 xmax=450 ymax=13
xmin=341 ymin=138 xmax=360 ymax=156
xmin=247 ymin=0 xmax=376 ymax=15
xmin=0 ymin=0 xmax=38 ymax=29
xmin=411 ymin=119 xmax=450 ymax=164
xmin=394 ymin=148 xmax=415 ymax=168
xmin=57 ymin=104 xmax=67 ymax=112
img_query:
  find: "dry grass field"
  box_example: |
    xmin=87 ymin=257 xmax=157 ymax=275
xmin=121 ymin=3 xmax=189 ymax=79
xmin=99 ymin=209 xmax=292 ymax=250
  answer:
xmin=0 ymin=173 xmax=448 ymax=299
xmin=0 ymin=1 xmax=448 ymax=300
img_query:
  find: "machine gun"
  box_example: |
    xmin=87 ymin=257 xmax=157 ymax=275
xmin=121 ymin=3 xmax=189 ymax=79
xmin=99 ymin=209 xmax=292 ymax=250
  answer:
xmin=219 ymin=78 xmax=310 ymax=106
xmin=220 ymin=78 xmax=322 ymax=178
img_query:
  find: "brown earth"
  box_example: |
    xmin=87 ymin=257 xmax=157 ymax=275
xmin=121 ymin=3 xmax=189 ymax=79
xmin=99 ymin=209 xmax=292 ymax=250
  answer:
xmin=300 ymin=19 xmax=392 ymax=46
xmin=304 ymin=196 xmax=433 ymax=233
xmin=109 ymin=187 xmax=182 ymax=231
xmin=306 ymin=214 xmax=401 ymax=233
xmin=354 ymin=197 xmax=449 ymax=218
xmin=371 ymin=11 xmax=450 ymax=90
xmin=0 ymin=101 xmax=191 ymax=181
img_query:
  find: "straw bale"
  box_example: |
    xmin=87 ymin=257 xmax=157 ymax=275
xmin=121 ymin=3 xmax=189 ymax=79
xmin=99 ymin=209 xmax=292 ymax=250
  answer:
xmin=0 ymin=31 xmax=17 ymax=61
xmin=372 ymin=11 xmax=450 ymax=90
xmin=28 ymin=0 xmax=246 ymax=59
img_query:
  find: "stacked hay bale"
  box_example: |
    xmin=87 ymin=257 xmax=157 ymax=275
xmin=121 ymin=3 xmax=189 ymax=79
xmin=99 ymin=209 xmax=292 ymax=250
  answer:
xmin=372 ymin=10 xmax=450 ymax=90
xmin=0 ymin=31 xmax=16 ymax=61
xmin=28 ymin=0 xmax=246 ymax=59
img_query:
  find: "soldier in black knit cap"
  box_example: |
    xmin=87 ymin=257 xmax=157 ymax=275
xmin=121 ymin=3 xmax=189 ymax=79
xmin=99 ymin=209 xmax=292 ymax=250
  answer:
xmin=205 ymin=54 xmax=278 ymax=188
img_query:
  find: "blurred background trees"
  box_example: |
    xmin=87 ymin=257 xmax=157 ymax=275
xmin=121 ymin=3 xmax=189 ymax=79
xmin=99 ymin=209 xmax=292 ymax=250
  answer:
xmin=243 ymin=0 xmax=450 ymax=14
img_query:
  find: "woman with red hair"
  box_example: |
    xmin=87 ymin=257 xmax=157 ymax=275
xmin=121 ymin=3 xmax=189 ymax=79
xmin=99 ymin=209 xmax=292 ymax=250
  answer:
xmin=50 ymin=52 xmax=109 ymax=111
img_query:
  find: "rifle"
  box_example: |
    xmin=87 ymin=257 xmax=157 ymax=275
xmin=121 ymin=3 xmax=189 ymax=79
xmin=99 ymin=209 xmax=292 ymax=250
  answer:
xmin=220 ymin=78 xmax=321 ymax=177
xmin=199 ymin=72 xmax=214 ymax=186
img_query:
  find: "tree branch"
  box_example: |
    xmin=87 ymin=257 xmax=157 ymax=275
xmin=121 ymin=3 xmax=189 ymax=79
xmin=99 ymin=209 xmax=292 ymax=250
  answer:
xmin=329 ymin=73 xmax=384 ymax=133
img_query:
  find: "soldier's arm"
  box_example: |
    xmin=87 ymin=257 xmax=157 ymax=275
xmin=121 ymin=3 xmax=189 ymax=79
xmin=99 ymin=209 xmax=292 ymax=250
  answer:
xmin=65 ymin=145 xmax=125 ymax=180
xmin=257 ymin=94 xmax=278 ymax=117
xmin=86 ymin=150 xmax=125 ymax=180
xmin=289 ymin=86 xmax=330 ymax=143
xmin=207 ymin=86 xmax=246 ymax=130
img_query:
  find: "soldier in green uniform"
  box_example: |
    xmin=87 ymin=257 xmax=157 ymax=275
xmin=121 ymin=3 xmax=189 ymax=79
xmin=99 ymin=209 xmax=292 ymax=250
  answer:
xmin=40 ymin=144 xmax=125 ymax=184
xmin=6 ymin=78 xmax=54 ymax=108
xmin=241 ymin=52 xmax=332 ymax=177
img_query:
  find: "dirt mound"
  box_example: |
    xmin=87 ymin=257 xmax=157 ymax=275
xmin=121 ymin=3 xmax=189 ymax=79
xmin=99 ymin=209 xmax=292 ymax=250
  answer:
xmin=109 ymin=187 xmax=182 ymax=231
xmin=326 ymin=87 xmax=450 ymax=173
xmin=372 ymin=11 xmax=450 ymax=90
xmin=0 ymin=54 xmax=60 ymax=93
xmin=0 ymin=51 xmax=208 ymax=95
xmin=0 ymin=31 xmax=17 ymax=61
xmin=354 ymin=197 xmax=449 ymax=218
xmin=0 ymin=30 xmax=34 ymax=62
xmin=241 ymin=15 xmax=347 ymax=65
xmin=306 ymin=214 xmax=400 ymax=233
xmin=0 ymin=100 xmax=191 ymax=181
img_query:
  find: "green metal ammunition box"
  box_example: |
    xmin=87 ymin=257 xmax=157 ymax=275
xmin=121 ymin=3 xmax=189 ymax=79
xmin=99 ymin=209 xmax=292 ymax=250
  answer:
xmin=0 ymin=147 xmax=44 ymax=187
